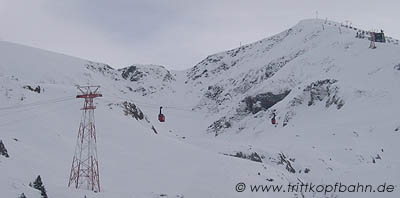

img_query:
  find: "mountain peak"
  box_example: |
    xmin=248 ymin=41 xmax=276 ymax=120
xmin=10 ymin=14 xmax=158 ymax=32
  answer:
xmin=297 ymin=18 xmax=326 ymax=24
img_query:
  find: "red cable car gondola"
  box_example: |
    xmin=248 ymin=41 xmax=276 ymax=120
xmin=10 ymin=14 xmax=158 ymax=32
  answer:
xmin=271 ymin=117 xmax=276 ymax=125
xmin=271 ymin=112 xmax=276 ymax=125
xmin=158 ymin=106 xmax=165 ymax=122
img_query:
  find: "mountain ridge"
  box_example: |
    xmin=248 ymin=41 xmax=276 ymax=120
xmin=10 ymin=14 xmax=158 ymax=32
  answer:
xmin=1 ymin=18 xmax=400 ymax=198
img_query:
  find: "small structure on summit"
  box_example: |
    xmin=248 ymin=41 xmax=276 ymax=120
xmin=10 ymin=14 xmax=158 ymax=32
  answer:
xmin=369 ymin=30 xmax=386 ymax=49
xmin=372 ymin=30 xmax=386 ymax=43
xmin=355 ymin=29 xmax=388 ymax=49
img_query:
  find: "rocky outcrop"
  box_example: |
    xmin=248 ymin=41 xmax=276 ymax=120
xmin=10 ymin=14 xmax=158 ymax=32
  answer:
xmin=23 ymin=85 xmax=41 ymax=93
xmin=225 ymin=151 xmax=264 ymax=163
xmin=0 ymin=140 xmax=9 ymax=158
xmin=85 ymin=61 xmax=120 ymax=81
xmin=185 ymin=28 xmax=294 ymax=84
xmin=242 ymin=91 xmax=291 ymax=114
xmin=277 ymin=153 xmax=296 ymax=173
xmin=394 ymin=63 xmax=400 ymax=70
xmin=207 ymin=116 xmax=232 ymax=136
xmin=120 ymin=66 xmax=144 ymax=82
xmin=207 ymin=90 xmax=290 ymax=136
xmin=283 ymin=79 xmax=344 ymax=126
xmin=119 ymin=65 xmax=175 ymax=83
xmin=122 ymin=101 xmax=146 ymax=121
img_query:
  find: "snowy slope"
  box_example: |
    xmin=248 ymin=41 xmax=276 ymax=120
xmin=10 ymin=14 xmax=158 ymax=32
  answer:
xmin=180 ymin=19 xmax=400 ymax=198
xmin=0 ymin=40 xmax=285 ymax=198
xmin=1 ymin=18 xmax=400 ymax=198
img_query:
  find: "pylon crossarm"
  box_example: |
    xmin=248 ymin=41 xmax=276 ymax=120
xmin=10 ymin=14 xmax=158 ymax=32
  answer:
xmin=76 ymin=94 xmax=103 ymax=99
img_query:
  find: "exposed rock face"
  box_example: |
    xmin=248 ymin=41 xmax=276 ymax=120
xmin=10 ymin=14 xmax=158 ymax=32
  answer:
xmin=119 ymin=101 xmax=158 ymax=134
xmin=394 ymin=63 xmax=400 ymax=70
xmin=119 ymin=65 xmax=175 ymax=83
xmin=207 ymin=116 xmax=232 ymax=136
xmin=122 ymin=101 xmax=145 ymax=121
xmin=231 ymin=50 xmax=304 ymax=95
xmin=186 ymin=28 xmax=294 ymax=83
xmin=200 ymin=85 xmax=232 ymax=110
xmin=283 ymin=79 xmax=344 ymax=126
xmin=277 ymin=153 xmax=296 ymax=173
xmin=242 ymin=91 xmax=291 ymax=114
xmin=204 ymin=85 xmax=224 ymax=102
xmin=207 ymin=90 xmax=290 ymax=136
xmin=225 ymin=151 xmax=264 ymax=163
xmin=304 ymin=79 xmax=344 ymax=108
xmin=117 ymin=65 xmax=176 ymax=96
xmin=121 ymin=66 xmax=144 ymax=82
xmin=23 ymin=85 xmax=41 ymax=93
xmin=85 ymin=61 xmax=121 ymax=81
xmin=0 ymin=140 xmax=9 ymax=158
xmin=184 ymin=28 xmax=306 ymax=117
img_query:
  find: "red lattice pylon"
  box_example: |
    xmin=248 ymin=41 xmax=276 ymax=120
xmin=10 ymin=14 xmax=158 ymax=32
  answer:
xmin=68 ymin=86 xmax=102 ymax=192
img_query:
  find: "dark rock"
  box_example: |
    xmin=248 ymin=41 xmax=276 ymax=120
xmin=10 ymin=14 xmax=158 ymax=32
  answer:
xmin=163 ymin=72 xmax=175 ymax=82
xmin=151 ymin=126 xmax=158 ymax=134
xmin=208 ymin=117 xmax=232 ymax=136
xmin=243 ymin=91 xmax=291 ymax=114
xmin=32 ymin=175 xmax=48 ymax=198
xmin=86 ymin=62 xmax=120 ymax=81
xmin=0 ymin=140 xmax=9 ymax=158
xmin=304 ymin=79 xmax=339 ymax=106
xmin=265 ymin=50 xmax=305 ymax=79
xmin=394 ymin=64 xmax=400 ymax=70
xmin=277 ymin=153 xmax=296 ymax=173
xmin=283 ymin=79 xmax=344 ymax=126
xmin=120 ymin=66 xmax=144 ymax=81
xmin=122 ymin=101 xmax=144 ymax=120
xmin=23 ymin=85 xmax=41 ymax=93
xmin=205 ymin=85 xmax=224 ymax=100
xmin=227 ymin=151 xmax=264 ymax=163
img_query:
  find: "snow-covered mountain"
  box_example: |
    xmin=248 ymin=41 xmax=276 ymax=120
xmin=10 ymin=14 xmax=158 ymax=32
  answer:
xmin=1 ymin=19 xmax=400 ymax=198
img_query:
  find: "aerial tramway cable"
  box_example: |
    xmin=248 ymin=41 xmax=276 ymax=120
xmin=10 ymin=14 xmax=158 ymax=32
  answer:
xmin=102 ymin=95 xmax=194 ymax=112
xmin=0 ymin=96 xmax=77 ymax=128
xmin=0 ymin=95 xmax=76 ymax=111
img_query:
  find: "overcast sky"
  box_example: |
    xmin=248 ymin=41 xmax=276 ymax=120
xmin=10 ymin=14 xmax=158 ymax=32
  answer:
xmin=0 ymin=0 xmax=399 ymax=70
